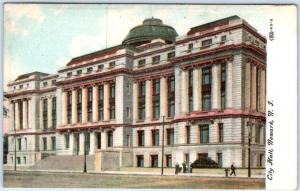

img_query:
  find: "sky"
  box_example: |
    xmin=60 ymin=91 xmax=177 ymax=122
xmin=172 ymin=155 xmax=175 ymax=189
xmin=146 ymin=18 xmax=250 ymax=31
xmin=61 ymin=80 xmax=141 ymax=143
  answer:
xmin=3 ymin=4 xmax=274 ymax=91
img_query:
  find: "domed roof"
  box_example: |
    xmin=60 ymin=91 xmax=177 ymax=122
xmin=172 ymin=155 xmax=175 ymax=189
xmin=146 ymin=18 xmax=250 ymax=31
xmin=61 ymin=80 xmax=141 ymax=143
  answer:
xmin=122 ymin=18 xmax=178 ymax=46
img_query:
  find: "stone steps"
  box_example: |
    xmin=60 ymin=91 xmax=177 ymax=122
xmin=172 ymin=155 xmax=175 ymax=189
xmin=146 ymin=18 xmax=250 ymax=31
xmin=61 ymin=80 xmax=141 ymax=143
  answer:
xmin=30 ymin=155 xmax=95 ymax=171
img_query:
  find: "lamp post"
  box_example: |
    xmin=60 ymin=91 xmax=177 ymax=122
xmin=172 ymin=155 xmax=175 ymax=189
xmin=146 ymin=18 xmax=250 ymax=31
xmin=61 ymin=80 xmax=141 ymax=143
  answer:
xmin=247 ymin=120 xmax=253 ymax=178
xmin=161 ymin=116 xmax=165 ymax=176
xmin=13 ymin=101 xmax=17 ymax=171
xmin=83 ymin=131 xmax=88 ymax=173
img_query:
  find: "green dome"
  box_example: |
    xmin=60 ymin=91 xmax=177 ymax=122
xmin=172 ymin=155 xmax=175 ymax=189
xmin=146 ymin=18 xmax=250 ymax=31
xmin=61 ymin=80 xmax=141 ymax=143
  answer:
xmin=122 ymin=18 xmax=178 ymax=46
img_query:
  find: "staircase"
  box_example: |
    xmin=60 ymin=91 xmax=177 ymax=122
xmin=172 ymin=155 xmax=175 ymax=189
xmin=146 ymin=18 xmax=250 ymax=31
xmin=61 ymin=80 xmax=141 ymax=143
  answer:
xmin=30 ymin=155 xmax=95 ymax=171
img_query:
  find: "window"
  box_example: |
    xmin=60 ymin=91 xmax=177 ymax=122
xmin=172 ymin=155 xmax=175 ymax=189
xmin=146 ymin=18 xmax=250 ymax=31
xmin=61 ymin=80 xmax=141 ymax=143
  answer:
xmin=107 ymin=131 xmax=113 ymax=147
xmin=152 ymin=79 xmax=160 ymax=119
xmin=136 ymin=155 xmax=144 ymax=167
xmin=24 ymin=157 xmax=26 ymax=164
xmin=43 ymin=99 xmax=48 ymax=129
xmin=109 ymin=83 xmax=115 ymax=120
xmin=77 ymin=70 xmax=82 ymax=75
xmin=255 ymin=126 xmax=261 ymax=143
xmin=24 ymin=138 xmax=27 ymax=150
xmin=167 ymin=128 xmax=174 ymax=145
xmin=168 ymin=76 xmax=175 ymax=117
xmin=167 ymin=52 xmax=175 ymax=60
xmin=151 ymin=155 xmax=159 ymax=167
xmin=137 ymin=130 xmax=145 ymax=147
xmin=17 ymin=157 xmax=21 ymax=164
xmin=126 ymin=107 xmax=131 ymax=119
xmin=19 ymin=84 xmax=23 ymax=89
xmin=221 ymin=35 xmax=226 ymax=42
xmin=152 ymin=55 xmax=160 ymax=64
xmin=19 ymin=101 xmax=23 ymax=129
xmin=200 ymin=125 xmax=209 ymax=143
xmin=87 ymin=67 xmax=93 ymax=73
xmin=87 ymin=87 xmax=93 ymax=122
xmin=186 ymin=126 xmax=190 ymax=144
xmin=51 ymin=137 xmax=56 ymax=150
xmin=138 ymin=81 xmax=146 ymax=120
xmin=138 ymin=59 xmax=146 ymax=68
xmin=18 ymin=138 xmax=21 ymax=151
xmin=52 ymin=97 xmax=56 ymax=128
xmin=188 ymin=69 xmax=193 ymax=112
xmin=152 ymin=129 xmax=159 ymax=146
xmin=67 ymin=91 xmax=72 ymax=124
xmin=98 ymin=64 xmax=104 ymax=70
xmin=85 ymin=133 xmax=90 ymax=154
xmin=43 ymin=81 xmax=48 ymax=87
xmin=218 ymin=123 xmax=224 ymax=143
xmin=188 ymin=43 xmax=193 ymax=51
xmin=98 ymin=85 xmax=104 ymax=120
xmin=43 ymin=137 xmax=47 ymax=151
xmin=202 ymin=67 xmax=212 ymax=111
xmin=77 ymin=89 xmax=82 ymax=123
xmin=256 ymin=67 xmax=260 ymax=112
xmin=51 ymin=80 xmax=56 ymax=85
xmin=96 ymin=132 xmax=101 ymax=149
xmin=217 ymin=153 xmax=223 ymax=167
xmin=166 ymin=154 xmax=172 ymax=167
xmin=184 ymin=153 xmax=190 ymax=164
xmin=221 ymin=63 xmax=226 ymax=110
xmin=65 ymin=134 xmax=70 ymax=149
xmin=109 ymin=61 xmax=116 ymax=68
xmin=67 ymin=72 xmax=72 ymax=77
xmin=201 ymin=39 xmax=212 ymax=47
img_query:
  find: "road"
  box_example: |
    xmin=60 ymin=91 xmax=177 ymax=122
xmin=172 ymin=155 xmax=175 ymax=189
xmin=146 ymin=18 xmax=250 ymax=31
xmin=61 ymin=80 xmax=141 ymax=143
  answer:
xmin=4 ymin=171 xmax=265 ymax=189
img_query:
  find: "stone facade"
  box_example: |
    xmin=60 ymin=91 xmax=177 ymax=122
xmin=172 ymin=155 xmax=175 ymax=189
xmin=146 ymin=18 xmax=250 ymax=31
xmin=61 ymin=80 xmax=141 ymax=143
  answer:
xmin=5 ymin=15 xmax=266 ymax=169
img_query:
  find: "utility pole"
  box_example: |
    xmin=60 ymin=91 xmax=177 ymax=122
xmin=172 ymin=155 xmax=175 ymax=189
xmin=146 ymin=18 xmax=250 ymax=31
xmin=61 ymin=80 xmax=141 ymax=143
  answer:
xmin=248 ymin=121 xmax=252 ymax=178
xmin=14 ymin=102 xmax=17 ymax=171
xmin=161 ymin=116 xmax=165 ymax=176
xmin=83 ymin=131 xmax=87 ymax=173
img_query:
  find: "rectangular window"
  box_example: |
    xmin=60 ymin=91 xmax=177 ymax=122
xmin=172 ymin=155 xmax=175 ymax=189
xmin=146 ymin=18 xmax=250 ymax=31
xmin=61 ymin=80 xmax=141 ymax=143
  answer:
xmin=152 ymin=55 xmax=160 ymax=64
xmin=67 ymin=72 xmax=72 ymax=77
xmin=43 ymin=99 xmax=48 ymax=129
xmin=188 ymin=69 xmax=193 ymax=112
xmin=52 ymin=97 xmax=56 ymax=128
xmin=96 ymin=132 xmax=101 ymax=149
xmin=98 ymin=64 xmax=104 ymax=70
xmin=218 ymin=123 xmax=224 ymax=143
xmin=217 ymin=153 xmax=223 ymax=167
xmin=202 ymin=67 xmax=212 ymax=111
xmin=221 ymin=35 xmax=226 ymax=42
xmin=98 ymin=85 xmax=104 ymax=120
xmin=200 ymin=125 xmax=209 ymax=143
xmin=87 ymin=87 xmax=93 ymax=122
xmin=19 ymin=84 xmax=23 ymax=89
xmin=65 ymin=134 xmax=70 ymax=149
xmin=138 ymin=81 xmax=146 ymax=120
xmin=188 ymin=43 xmax=193 ymax=50
xmin=19 ymin=101 xmax=23 ymax=129
xmin=136 ymin=155 xmax=144 ymax=167
xmin=109 ymin=83 xmax=115 ymax=119
xmin=17 ymin=157 xmax=21 ymax=164
xmin=87 ymin=67 xmax=93 ymax=73
xmin=152 ymin=79 xmax=160 ymax=119
xmin=167 ymin=128 xmax=174 ymax=145
xmin=77 ymin=70 xmax=82 ymax=75
xmin=43 ymin=81 xmax=48 ymax=87
xmin=126 ymin=107 xmax=130 ymax=119
xmin=152 ymin=129 xmax=159 ymax=146
xmin=186 ymin=126 xmax=190 ymax=144
xmin=221 ymin=63 xmax=226 ymax=110
xmin=109 ymin=61 xmax=115 ymax=68
xmin=67 ymin=91 xmax=72 ymax=124
xmin=151 ymin=155 xmax=159 ymax=168
xmin=167 ymin=76 xmax=175 ymax=117
xmin=51 ymin=136 xmax=56 ymax=150
xmin=166 ymin=154 xmax=172 ymax=167
xmin=51 ymin=80 xmax=56 ymax=85
xmin=77 ymin=89 xmax=82 ymax=123
xmin=167 ymin=52 xmax=175 ymax=60
xmin=137 ymin=130 xmax=145 ymax=147
xmin=138 ymin=59 xmax=146 ymax=68
xmin=201 ymin=39 xmax=212 ymax=47
xmin=43 ymin=137 xmax=47 ymax=151
xmin=255 ymin=126 xmax=260 ymax=143
xmin=18 ymin=138 xmax=21 ymax=151
xmin=107 ymin=131 xmax=113 ymax=147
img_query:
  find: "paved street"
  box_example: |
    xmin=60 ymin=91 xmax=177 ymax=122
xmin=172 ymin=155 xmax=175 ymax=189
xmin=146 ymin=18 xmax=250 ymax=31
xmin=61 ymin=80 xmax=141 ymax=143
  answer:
xmin=4 ymin=171 xmax=265 ymax=189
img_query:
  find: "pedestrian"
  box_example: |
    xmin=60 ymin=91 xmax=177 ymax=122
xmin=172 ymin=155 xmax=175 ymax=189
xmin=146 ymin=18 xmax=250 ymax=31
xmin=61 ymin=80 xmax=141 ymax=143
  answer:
xmin=182 ymin=162 xmax=186 ymax=173
xmin=175 ymin=162 xmax=179 ymax=175
xmin=230 ymin=162 xmax=236 ymax=176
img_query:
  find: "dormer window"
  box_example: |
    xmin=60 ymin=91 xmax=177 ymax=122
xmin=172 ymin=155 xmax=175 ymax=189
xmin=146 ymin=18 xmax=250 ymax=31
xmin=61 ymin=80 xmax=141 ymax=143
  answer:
xmin=67 ymin=72 xmax=72 ymax=77
xmin=87 ymin=67 xmax=93 ymax=73
xmin=138 ymin=59 xmax=146 ymax=68
xmin=98 ymin=64 xmax=104 ymax=70
xmin=43 ymin=81 xmax=48 ymax=87
xmin=152 ymin=55 xmax=160 ymax=65
xmin=77 ymin=70 xmax=82 ymax=75
xmin=109 ymin=61 xmax=116 ymax=68
xmin=167 ymin=52 xmax=175 ymax=60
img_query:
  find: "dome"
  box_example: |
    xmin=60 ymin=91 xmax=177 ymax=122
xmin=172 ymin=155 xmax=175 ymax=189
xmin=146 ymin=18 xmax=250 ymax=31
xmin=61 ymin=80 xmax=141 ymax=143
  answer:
xmin=122 ymin=18 xmax=178 ymax=46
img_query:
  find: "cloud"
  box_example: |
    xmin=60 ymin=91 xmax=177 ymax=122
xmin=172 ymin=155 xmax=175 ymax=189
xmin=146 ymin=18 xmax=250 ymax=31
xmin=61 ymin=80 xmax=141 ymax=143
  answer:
xmin=3 ymin=53 xmax=22 ymax=91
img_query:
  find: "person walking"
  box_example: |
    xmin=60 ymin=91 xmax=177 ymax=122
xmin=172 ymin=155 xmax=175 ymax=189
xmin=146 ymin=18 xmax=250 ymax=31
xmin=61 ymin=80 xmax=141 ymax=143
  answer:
xmin=230 ymin=162 xmax=237 ymax=176
xmin=175 ymin=162 xmax=179 ymax=175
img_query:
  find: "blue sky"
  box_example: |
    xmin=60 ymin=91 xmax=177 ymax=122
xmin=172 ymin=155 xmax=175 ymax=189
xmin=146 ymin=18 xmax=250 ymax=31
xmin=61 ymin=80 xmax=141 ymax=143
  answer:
xmin=4 ymin=4 xmax=272 ymax=89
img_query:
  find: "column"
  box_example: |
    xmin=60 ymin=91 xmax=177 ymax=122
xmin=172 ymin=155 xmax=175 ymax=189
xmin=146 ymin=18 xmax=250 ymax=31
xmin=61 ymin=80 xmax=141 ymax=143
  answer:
xmin=226 ymin=61 xmax=233 ymax=108
xmin=92 ymin=85 xmax=99 ymax=122
xmin=245 ymin=63 xmax=251 ymax=110
xmin=260 ymin=70 xmax=266 ymax=112
xmin=212 ymin=64 xmax=221 ymax=109
xmin=103 ymin=83 xmax=110 ymax=121
xmin=62 ymin=92 xmax=67 ymax=125
xmin=15 ymin=101 xmax=20 ymax=130
xmin=160 ymin=77 xmax=168 ymax=118
xmin=193 ymin=67 xmax=201 ymax=111
xmin=251 ymin=65 xmax=257 ymax=111
xmin=47 ymin=97 xmax=52 ymax=128
xmin=79 ymin=133 xmax=85 ymax=155
xmin=101 ymin=131 xmax=107 ymax=149
xmin=89 ymin=132 xmax=95 ymax=155
xmin=132 ymin=82 xmax=138 ymax=121
xmin=145 ymin=80 xmax=152 ymax=121
xmin=39 ymin=98 xmax=44 ymax=128
xmin=181 ymin=69 xmax=188 ymax=113
xmin=82 ymin=87 xmax=88 ymax=123
xmin=71 ymin=89 xmax=78 ymax=124
xmin=23 ymin=99 xmax=28 ymax=129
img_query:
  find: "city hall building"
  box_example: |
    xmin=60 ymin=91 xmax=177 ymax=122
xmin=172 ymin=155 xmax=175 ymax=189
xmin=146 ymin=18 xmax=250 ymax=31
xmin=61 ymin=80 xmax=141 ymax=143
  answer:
xmin=5 ymin=15 xmax=266 ymax=169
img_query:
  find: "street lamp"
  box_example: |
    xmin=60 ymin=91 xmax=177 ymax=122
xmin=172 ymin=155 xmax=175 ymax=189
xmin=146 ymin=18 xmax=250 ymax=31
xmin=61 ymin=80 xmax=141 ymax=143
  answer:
xmin=83 ymin=130 xmax=89 ymax=173
xmin=161 ymin=116 xmax=165 ymax=176
xmin=247 ymin=120 xmax=253 ymax=178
